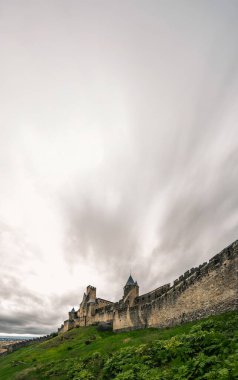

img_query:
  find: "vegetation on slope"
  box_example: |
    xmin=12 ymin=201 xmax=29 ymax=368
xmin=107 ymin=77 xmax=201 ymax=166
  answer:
xmin=0 ymin=312 xmax=237 ymax=380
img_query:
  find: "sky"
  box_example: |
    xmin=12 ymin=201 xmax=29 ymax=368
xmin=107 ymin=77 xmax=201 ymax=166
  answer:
xmin=0 ymin=0 xmax=238 ymax=335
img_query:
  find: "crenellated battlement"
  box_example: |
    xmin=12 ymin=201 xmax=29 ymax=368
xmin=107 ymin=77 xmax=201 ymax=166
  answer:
xmin=58 ymin=239 xmax=238 ymax=334
xmin=135 ymin=284 xmax=171 ymax=305
xmin=171 ymin=239 xmax=237 ymax=290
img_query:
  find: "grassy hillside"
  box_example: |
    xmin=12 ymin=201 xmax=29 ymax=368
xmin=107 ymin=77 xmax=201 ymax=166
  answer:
xmin=0 ymin=312 xmax=237 ymax=380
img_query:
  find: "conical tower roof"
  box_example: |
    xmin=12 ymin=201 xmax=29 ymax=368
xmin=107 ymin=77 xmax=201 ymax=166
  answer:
xmin=125 ymin=274 xmax=135 ymax=286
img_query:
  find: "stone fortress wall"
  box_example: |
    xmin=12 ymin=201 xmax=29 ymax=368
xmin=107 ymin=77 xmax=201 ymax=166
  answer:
xmin=0 ymin=334 xmax=56 ymax=357
xmin=58 ymin=239 xmax=238 ymax=333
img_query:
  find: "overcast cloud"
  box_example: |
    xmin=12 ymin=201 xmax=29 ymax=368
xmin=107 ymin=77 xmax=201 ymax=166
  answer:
xmin=0 ymin=0 xmax=238 ymax=334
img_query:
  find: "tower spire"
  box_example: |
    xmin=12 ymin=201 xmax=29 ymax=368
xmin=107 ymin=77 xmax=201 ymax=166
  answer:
xmin=125 ymin=274 xmax=135 ymax=286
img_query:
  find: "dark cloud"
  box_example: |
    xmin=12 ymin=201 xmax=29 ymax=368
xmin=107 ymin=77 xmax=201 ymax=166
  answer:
xmin=0 ymin=315 xmax=54 ymax=335
xmin=0 ymin=275 xmax=81 ymax=334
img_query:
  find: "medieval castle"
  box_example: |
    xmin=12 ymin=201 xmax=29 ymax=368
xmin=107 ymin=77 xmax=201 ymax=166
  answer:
xmin=58 ymin=239 xmax=238 ymax=333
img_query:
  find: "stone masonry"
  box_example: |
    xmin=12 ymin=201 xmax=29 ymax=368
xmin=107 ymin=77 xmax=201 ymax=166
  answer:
xmin=58 ymin=239 xmax=238 ymax=333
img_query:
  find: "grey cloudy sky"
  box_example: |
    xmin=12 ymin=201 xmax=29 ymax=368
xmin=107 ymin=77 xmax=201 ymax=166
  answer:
xmin=0 ymin=0 xmax=238 ymax=334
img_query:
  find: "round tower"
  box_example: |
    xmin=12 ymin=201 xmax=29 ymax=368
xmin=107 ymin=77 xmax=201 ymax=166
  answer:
xmin=123 ymin=275 xmax=139 ymax=306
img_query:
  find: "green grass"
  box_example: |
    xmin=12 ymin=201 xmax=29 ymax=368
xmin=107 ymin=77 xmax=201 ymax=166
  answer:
xmin=0 ymin=312 xmax=237 ymax=379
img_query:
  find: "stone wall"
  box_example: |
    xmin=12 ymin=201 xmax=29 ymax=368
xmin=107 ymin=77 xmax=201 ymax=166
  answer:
xmin=135 ymin=284 xmax=170 ymax=305
xmin=58 ymin=240 xmax=237 ymax=334
xmin=0 ymin=334 xmax=56 ymax=356
xmin=113 ymin=240 xmax=237 ymax=331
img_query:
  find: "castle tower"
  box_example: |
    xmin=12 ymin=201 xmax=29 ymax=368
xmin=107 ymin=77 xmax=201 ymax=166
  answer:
xmin=86 ymin=285 xmax=96 ymax=301
xmin=123 ymin=275 xmax=139 ymax=306
xmin=68 ymin=307 xmax=77 ymax=321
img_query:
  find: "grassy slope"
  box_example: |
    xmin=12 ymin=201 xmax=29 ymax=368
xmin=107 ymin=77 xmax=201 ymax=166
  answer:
xmin=0 ymin=311 xmax=237 ymax=380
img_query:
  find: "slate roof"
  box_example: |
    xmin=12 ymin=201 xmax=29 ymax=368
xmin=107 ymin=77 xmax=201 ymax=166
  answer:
xmin=126 ymin=274 xmax=136 ymax=286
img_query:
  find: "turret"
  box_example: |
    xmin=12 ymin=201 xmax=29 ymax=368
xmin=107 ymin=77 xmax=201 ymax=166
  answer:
xmin=68 ymin=307 xmax=77 ymax=321
xmin=86 ymin=285 xmax=96 ymax=301
xmin=123 ymin=275 xmax=139 ymax=306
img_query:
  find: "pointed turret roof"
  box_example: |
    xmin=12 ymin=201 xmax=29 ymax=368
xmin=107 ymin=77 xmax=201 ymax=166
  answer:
xmin=126 ymin=274 xmax=135 ymax=286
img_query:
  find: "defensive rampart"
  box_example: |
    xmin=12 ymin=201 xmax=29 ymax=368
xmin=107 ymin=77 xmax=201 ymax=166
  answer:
xmin=0 ymin=334 xmax=56 ymax=356
xmin=113 ymin=240 xmax=238 ymax=331
xmin=59 ymin=239 xmax=237 ymax=333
